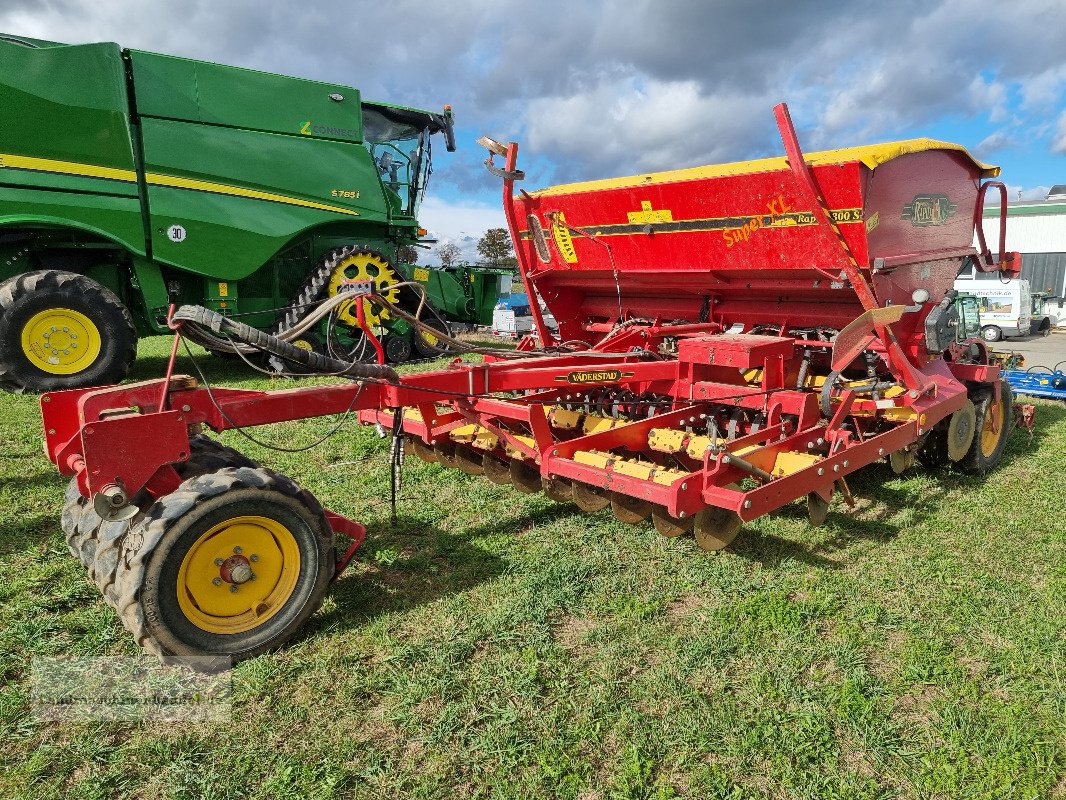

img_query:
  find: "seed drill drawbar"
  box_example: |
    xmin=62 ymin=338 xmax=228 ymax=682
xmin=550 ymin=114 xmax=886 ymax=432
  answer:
xmin=42 ymin=105 xmax=1029 ymax=663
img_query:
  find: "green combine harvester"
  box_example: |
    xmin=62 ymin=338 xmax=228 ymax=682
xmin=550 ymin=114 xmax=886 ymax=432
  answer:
xmin=0 ymin=34 xmax=505 ymax=392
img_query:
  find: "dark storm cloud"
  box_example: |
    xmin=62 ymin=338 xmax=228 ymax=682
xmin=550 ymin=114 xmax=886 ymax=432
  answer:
xmin=3 ymin=0 xmax=1066 ymax=184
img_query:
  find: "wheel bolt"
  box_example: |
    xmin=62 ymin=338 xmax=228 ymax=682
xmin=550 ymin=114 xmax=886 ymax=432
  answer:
xmin=230 ymin=585 xmax=239 ymax=593
xmin=212 ymin=577 xmax=222 ymax=586
xmin=234 ymin=546 xmax=242 ymax=554
xmin=250 ymin=554 xmax=259 ymax=562
xmin=249 ymin=573 xmax=257 ymax=581
xmin=215 ymin=558 xmax=223 ymax=566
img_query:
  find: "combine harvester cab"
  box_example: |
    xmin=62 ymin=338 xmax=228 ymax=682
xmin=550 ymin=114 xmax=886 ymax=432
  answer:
xmin=41 ymin=105 xmax=1028 ymax=663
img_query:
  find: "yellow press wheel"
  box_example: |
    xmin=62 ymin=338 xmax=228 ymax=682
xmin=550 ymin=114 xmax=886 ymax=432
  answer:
xmin=176 ymin=515 xmax=301 ymax=635
xmin=326 ymin=249 xmax=401 ymax=328
xmin=112 ymin=467 xmax=335 ymax=662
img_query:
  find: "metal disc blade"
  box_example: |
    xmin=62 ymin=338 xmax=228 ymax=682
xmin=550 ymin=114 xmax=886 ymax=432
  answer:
xmin=543 ymin=476 xmax=572 ymax=503
xmin=412 ymin=438 xmax=437 ymax=463
xmin=611 ymin=493 xmax=652 ymax=524
xmin=509 ymin=459 xmax=543 ymax=493
xmin=454 ymin=448 xmax=485 ymax=476
xmin=482 ymin=454 xmax=512 ymax=485
xmin=946 ymin=399 xmax=977 ymax=462
xmin=572 ymin=482 xmax=610 ymax=513
xmin=434 ymin=442 xmax=458 ymax=469
xmin=807 ymin=491 xmax=830 ymax=527
xmin=693 ymin=506 xmax=742 ymax=552
xmin=888 ymin=449 xmax=913 ymax=475
xmin=651 ymin=507 xmax=691 ymax=537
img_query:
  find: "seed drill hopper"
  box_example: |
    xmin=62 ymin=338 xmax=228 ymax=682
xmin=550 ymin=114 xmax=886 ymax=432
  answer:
xmin=42 ymin=105 xmax=1025 ymax=663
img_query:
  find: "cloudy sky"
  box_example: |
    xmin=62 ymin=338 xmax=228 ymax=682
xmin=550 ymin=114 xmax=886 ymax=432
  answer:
xmin=5 ymin=0 xmax=1066 ymax=262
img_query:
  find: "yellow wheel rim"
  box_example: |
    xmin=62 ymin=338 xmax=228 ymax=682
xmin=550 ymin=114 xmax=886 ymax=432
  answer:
xmin=293 ymin=339 xmax=313 ymax=351
xmin=980 ymin=393 xmax=1005 ymax=457
xmin=177 ymin=515 xmax=302 ymax=635
xmin=20 ymin=308 xmax=102 ymax=375
xmin=326 ymin=252 xmax=400 ymax=328
xmin=420 ymin=329 xmax=440 ymax=347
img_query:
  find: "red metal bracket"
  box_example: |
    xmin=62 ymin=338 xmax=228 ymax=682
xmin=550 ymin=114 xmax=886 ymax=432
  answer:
xmin=326 ymin=510 xmax=367 ymax=581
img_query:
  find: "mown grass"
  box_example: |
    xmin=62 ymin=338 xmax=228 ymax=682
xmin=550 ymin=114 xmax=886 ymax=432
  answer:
xmin=0 ymin=336 xmax=1064 ymax=799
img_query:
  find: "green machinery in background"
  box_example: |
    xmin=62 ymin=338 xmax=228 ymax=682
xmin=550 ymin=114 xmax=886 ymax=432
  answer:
xmin=0 ymin=34 xmax=507 ymax=392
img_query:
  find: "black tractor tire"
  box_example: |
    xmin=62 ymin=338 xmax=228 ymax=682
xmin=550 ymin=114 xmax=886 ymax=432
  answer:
xmin=411 ymin=314 xmax=453 ymax=358
xmin=113 ymin=467 xmax=334 ymax=662
xmin=958 ymin=381 xmax=1014 ymax=476
xmin=0 ymin=270 xmax=137 ymax=393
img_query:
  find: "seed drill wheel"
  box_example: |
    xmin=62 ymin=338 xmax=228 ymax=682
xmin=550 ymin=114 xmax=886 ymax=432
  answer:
xmin=542 ymin=476 xmax=573 ymax=503
xmin=0 ymin=270 xmax=137 ymax=393
xmin=572 ymin=482 xmax=610 ymax=513
xmin=946 ymin=399 xmax=977 ymax=462
xmin=124 ymin=468 xmax=334 ymax=661
xmin=651 ymin=507 xmax=691 ymax=537
xmin=959 ymin=381 xmax=1014 ymax=475
xmin=509 ymin=459 xmax=543 ymax=493
xmin=693 ymin=506 xmax=743 ymax=552
xmin=611 ymin=493 xmax=652 ymax=524
xmin=482 ymin=454 xmax=512 ymax=485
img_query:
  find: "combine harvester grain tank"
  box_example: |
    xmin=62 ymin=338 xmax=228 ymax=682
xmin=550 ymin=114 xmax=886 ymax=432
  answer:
xmin=41 ymin=104 xmax=1030 ymax=663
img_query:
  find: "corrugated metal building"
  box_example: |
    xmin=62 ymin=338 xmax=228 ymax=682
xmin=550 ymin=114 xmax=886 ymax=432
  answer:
xmin=975 ymin=187 xmax=1066 ymax=326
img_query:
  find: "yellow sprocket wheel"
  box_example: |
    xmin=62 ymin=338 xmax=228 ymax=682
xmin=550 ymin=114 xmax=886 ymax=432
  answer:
xmin=326 ymin=250 xmax=401 ymax=328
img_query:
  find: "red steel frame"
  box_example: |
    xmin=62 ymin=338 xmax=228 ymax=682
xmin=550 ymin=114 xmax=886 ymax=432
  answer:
xmin=40 ymin=103 xmax=1019 ymax=564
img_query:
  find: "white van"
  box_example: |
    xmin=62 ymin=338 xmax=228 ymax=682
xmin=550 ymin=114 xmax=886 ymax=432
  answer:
xmin=953 ymin=271 xmax=1032 ymax=342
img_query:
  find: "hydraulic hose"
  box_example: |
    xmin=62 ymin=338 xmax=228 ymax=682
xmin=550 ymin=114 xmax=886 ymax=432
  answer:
xmin=172 ymin=305 xmax=399 ymax=381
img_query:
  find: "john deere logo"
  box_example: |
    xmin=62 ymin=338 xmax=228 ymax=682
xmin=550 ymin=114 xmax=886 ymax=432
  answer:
xmin=902 ymin=194 xmax=957 ymax=226
xmin=556 ymin=369 xmax=634 ymax=384
xmin=299 ymin=120 xmax=358 ymax=138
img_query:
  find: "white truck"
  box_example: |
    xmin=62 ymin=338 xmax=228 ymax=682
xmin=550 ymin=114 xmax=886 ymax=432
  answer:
xmin=491 ymin=299 xmax=557 ymax=340
xmin=953 ymin=272 xmax=1032 ymax=342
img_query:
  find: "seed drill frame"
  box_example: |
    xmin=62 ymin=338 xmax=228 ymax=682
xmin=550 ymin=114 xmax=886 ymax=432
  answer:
xmin=41 ymin=105 xmax=1026 ymax=661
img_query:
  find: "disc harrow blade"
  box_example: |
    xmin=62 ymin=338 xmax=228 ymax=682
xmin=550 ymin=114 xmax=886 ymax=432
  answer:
xmin=651 ymin=507 xmax=691 ymax=537
xmin=482 ymin=454 xmax=512 ymax=485
xmin=572 ymin=482 xmax=610 ymax=513
xmin=693 ymin=505 xmax=742 ymax=552
xmin=610 ymin=493 xmax=652 ymax=524
xmin=509 ymin=460 xmax=543 ymax=494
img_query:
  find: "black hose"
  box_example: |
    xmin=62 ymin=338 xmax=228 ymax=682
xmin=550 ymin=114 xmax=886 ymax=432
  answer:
xmin=173 ymin=305 xmax=399 ymax=381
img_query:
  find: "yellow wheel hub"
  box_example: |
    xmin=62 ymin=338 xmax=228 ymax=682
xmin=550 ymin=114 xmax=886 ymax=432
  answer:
xmin=20 ymin=308 xmax=102 ymax=375
xmin=177 ymin=515 xmax=301 ymax=635
xmin=326 ymin=251 xmax=400 ymax=328
xmin=980 ymin=393 xmax=1005 ymax=457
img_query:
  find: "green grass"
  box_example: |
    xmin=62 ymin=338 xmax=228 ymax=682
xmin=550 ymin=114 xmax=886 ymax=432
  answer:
xmin=1 ymin=336 xmax=1064 ymax=799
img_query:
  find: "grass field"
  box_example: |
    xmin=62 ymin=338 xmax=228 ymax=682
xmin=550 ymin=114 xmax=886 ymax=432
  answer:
xmin=1 ymin=336 xmax=1064 ymax=799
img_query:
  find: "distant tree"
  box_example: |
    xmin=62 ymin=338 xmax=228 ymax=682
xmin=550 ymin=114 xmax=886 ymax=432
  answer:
xmin=395 ymin=244 xmax=419 ymax=265
xmin=477 ymin=228 xmax=517 ymax=267
xmin=436 ymin=241 xmax=461 ymax=267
